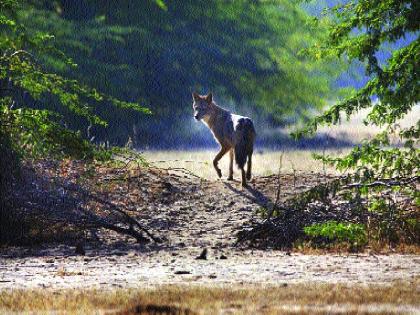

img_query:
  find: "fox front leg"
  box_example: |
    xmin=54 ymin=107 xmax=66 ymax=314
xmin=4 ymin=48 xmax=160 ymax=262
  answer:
xmin=213 ymin=146 xmax=229 ymax=179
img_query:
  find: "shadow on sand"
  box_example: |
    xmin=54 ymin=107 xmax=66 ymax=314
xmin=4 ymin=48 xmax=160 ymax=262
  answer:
xmin=222 ymin=181 xmax=274 ymax=210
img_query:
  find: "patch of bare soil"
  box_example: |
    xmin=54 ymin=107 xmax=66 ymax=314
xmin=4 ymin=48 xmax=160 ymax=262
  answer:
xmin=0 ymin=159 xmax=419 ymax=290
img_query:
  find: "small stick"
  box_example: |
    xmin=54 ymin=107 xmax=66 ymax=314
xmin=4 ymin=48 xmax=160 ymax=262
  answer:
xmin=150 ymin=160 xmax=208 ymax=164
xmin=290 ymin=160 xmax=297 ymax=188
xmin=266 ymin=152 xmax=284 ymax=220
xmin=322 ymin=147 xmax=327 ymax=182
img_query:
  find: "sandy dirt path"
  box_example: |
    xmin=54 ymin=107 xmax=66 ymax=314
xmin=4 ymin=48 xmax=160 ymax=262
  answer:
xmin=1 ymin=166 xmax=419 ymax=291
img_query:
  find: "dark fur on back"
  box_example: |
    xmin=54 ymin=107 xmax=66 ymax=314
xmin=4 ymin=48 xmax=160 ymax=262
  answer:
xmin=234 ymin=118 xmax=255 ymax=168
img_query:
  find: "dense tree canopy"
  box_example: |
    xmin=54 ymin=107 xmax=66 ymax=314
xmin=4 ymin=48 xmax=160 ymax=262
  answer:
xmin=16 ymin=0 xmax=341 ymax=147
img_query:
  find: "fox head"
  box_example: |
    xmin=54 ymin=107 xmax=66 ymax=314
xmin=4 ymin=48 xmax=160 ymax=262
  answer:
xmin=192 ymin=92 xmax=213 ymax=121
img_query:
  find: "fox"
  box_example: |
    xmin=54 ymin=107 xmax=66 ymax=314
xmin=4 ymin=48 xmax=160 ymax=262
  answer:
xmin=192 ymin=92 xmax=256 ymax=187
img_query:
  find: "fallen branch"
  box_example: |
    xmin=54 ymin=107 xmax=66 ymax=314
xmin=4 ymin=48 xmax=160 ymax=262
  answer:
xmin=83 ymin=218 xmax=149 ymax=243
xmin=343 ymin=176 xmax=419 ymax=189
xmin=63 ymin=184 xmax=162 ymax=243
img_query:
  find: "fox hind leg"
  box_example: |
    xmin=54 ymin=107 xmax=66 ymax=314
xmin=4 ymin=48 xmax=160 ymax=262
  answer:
xmin=227 ymin=148 xmax=234 ymax=180
xmin=246 ymin=151 xmax=253 ymax=181
xmin=240 ymin=167 xmax=247 ymax=187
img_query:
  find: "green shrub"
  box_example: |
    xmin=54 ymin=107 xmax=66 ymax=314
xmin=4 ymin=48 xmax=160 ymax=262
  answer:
xmin=304 ymin=220 xmax=367 ymax=248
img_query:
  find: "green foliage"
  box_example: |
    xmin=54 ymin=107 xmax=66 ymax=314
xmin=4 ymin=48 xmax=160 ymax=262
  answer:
xmin=304 ymin=220 xmax=367 ymax=247
xmin=404 ymin=219 xmax=420 ymax=242
xmin=1 ymin=103 xmax=93 ymax=158
xmin=252 ymin=174 xmax=418 ymax=250
xmin=0 ymin=0 xmax=149 ymax=160
xmin=297 ymin=0 xmax=419 ymax=183
xmin=295 ymin=1 xmax=420 ymax=248
xmin=0 ymin=0 xmax=153 ymax=245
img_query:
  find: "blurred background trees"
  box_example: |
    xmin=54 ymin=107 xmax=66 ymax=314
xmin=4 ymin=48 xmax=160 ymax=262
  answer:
xmin=16 ymin=0 xmax=342 ymax=147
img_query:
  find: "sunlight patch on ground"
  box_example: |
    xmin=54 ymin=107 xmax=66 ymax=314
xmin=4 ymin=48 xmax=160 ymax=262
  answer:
xmin=142 ymin=149 xmax=348 ymax=179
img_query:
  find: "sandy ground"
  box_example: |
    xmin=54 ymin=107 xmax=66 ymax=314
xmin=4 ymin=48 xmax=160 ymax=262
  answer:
xmin=1 ymin=247 xmax=419 ymax=290
xmin=0 ymin=162 xmax=419 ymax=293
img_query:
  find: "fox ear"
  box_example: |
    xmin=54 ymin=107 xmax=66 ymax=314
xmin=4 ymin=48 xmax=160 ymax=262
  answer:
xmin=206 ymin=93 xmax=213 ymax=103
xmin=192 ymin=92 xmax=200 ymax=101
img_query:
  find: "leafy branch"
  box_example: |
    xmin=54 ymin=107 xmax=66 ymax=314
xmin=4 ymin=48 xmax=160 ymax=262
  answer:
xmin=295 ymin=0 xmax=419 ymax=187
xmin=0 ymin=0 xmax=151 ymax=160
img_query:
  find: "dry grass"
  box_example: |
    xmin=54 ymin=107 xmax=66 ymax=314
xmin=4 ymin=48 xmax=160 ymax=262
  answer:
xmin=126 ymin=106 xmax=420 ymax=187
xmin=312 ymin=105 xmax=420 ymax=143
xmin=154 ymin=106 xmax=420 ymax=180
xmin=1 ymin=280 xmax=419 ymax=314
xmin=142 ymin=149 xmax=348 ymax=179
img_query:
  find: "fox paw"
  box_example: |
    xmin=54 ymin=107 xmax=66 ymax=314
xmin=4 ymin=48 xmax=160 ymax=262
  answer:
xmin=227 ymin=176 xmax=234 ymax=181
xmin=216 ymin=169 xmax=222 ymax=178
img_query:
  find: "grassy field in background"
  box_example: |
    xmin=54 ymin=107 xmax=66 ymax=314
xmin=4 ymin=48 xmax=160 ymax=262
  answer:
xmin=143 ymin=149 xmax=348 ymax=179
xmin=143 ymin=106 xmax=420 ymax=179
xmin=312 ymin=105 xmax=420 ymax=142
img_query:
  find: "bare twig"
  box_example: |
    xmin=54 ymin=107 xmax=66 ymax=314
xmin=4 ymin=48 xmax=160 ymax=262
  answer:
xmin=290 ymin=160 xmax=297 ymax=188
xmin=322 ymin=147 xmax=327 ymax=182
xmin=148 ymin=166 xmax=202 ymax=179
xmin=63 ymin=184 xmax=161 ymax=243
xmin=150 ymin=159 xmax=208 ymax=164
xmin=10 ymin=50 xmax=35 ymax=59
xmin=266 ymin=152 xmax=284 ymax=220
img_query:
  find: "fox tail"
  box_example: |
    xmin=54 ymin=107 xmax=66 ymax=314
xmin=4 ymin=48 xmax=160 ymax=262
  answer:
xmin=234 ymin=118 xmax=255 ymax=169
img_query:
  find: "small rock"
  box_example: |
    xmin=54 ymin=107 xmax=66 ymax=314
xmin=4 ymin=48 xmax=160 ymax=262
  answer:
xmin=174 ymin=270 xmax=191 ymax=275
xmin=196 ymin=248 xmax=208 ymax=260
xmin=75 ymin=242 xmax=85 ymax=256
xmin=226 ymin=200 xmax=235 ymax=207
